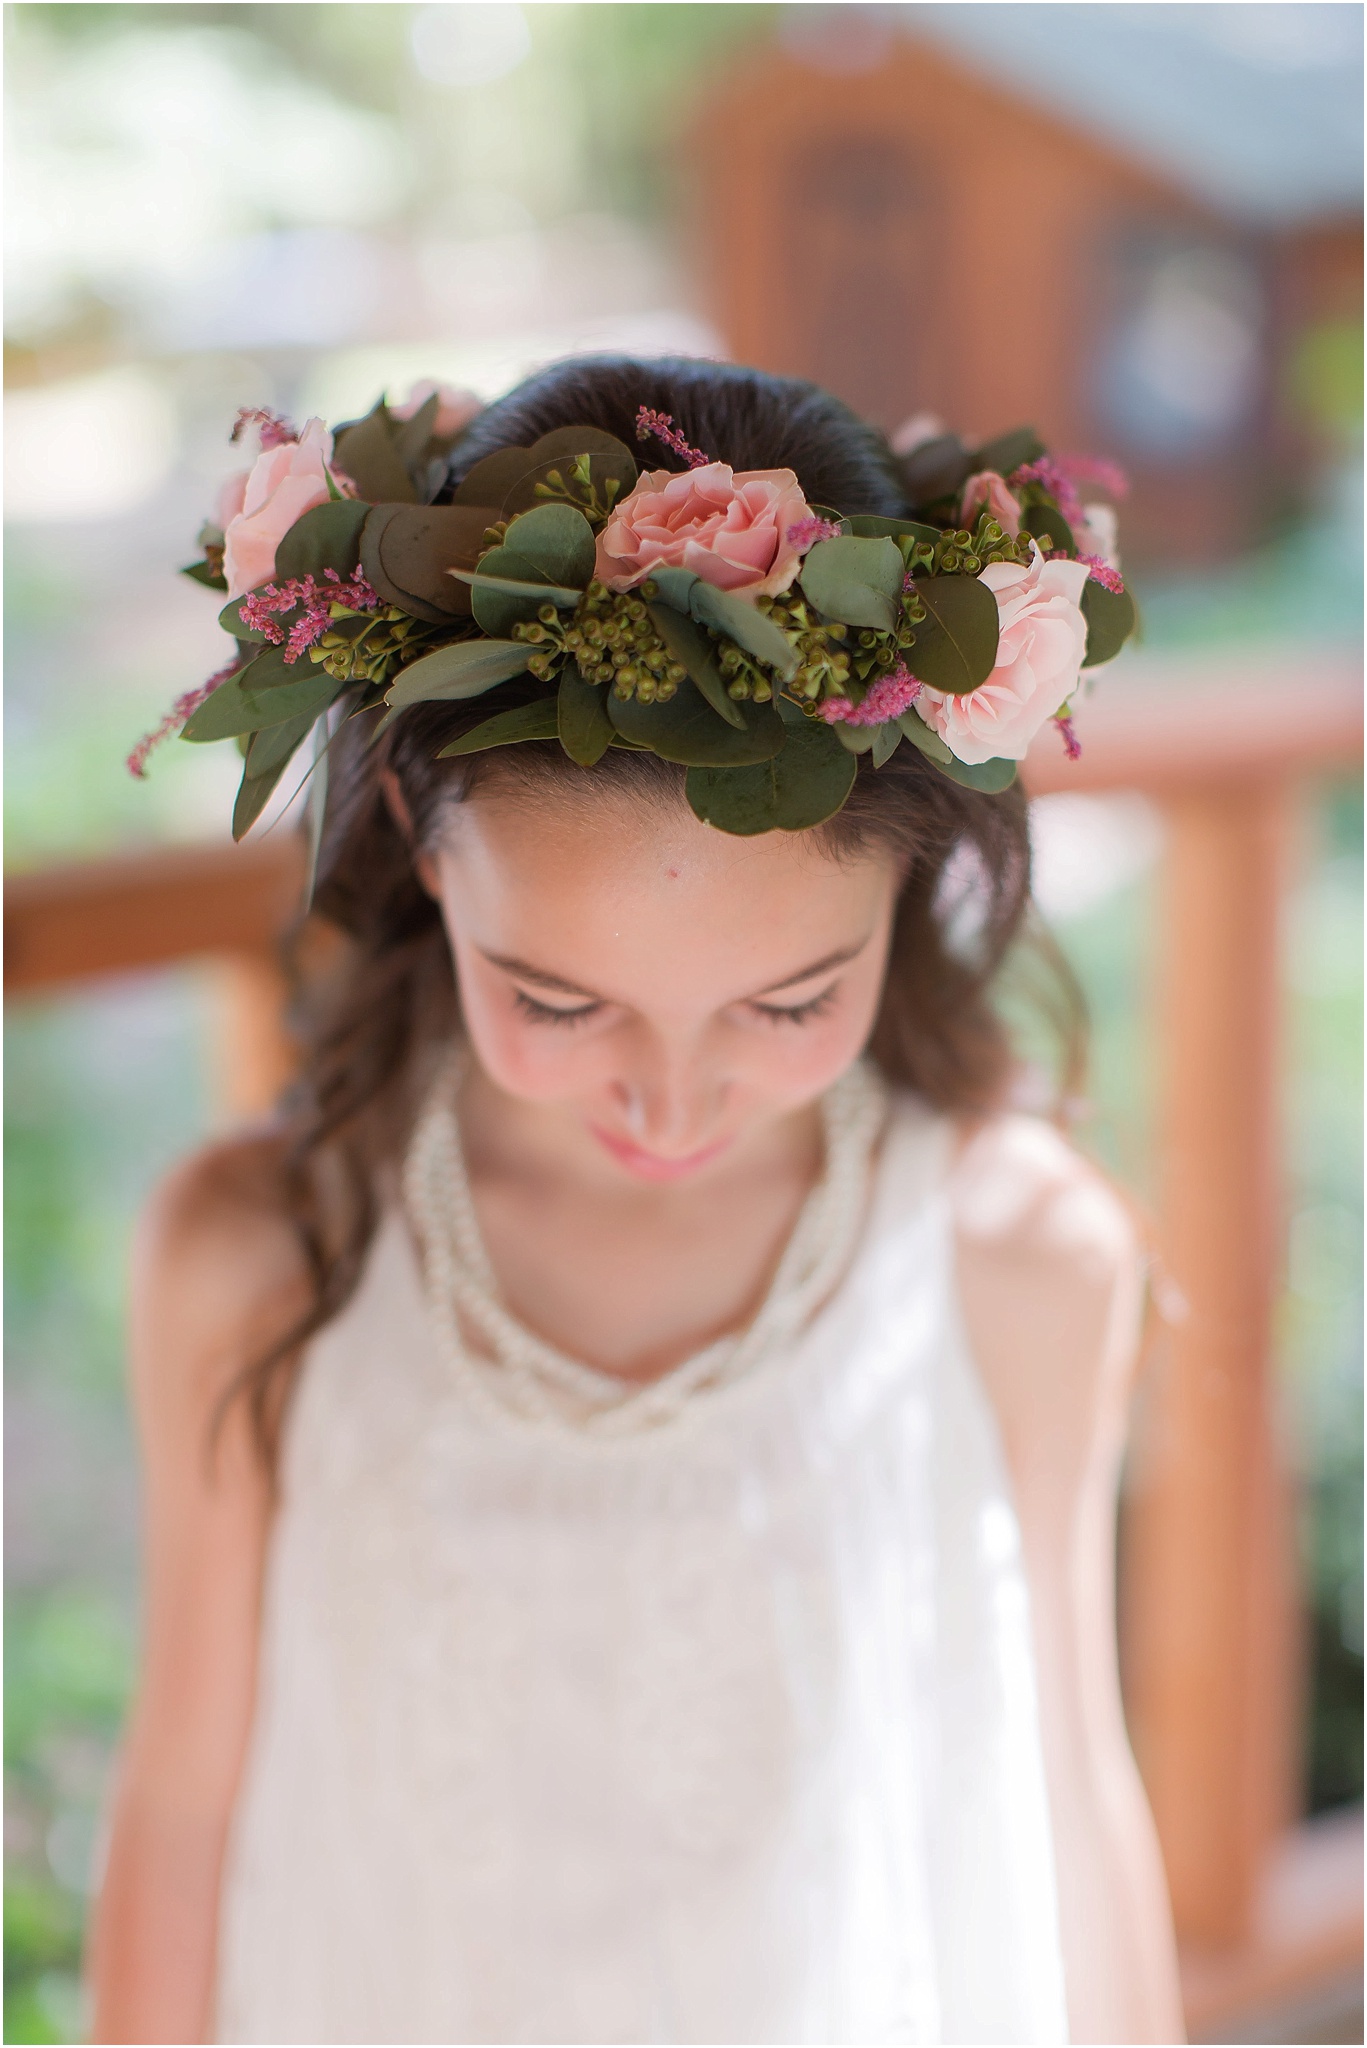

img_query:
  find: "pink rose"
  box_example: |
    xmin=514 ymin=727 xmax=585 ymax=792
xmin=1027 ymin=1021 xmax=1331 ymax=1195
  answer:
xmin=595 ymin=462 xmax=813 ymax=601
xmin=959 ymin=470 xmax=1022 ymax=538
xmin=214 ymin=469 xmax=249 ymax=534
xmin=918 ymin=548 xmax=1090 ymax=764
xmin=391 ymin=379 xmax=482 ymax=439
xmin=223 ymin=419 xmax=337 ymax=600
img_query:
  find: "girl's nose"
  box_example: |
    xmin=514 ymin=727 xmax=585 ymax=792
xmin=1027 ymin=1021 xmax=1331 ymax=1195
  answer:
xmin=609 ymin=1060 xmax=728 ymax=1157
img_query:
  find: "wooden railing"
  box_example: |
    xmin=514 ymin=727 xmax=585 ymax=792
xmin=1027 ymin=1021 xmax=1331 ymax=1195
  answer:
xmin=6 ymin=651 xmax=1363 ymax=2038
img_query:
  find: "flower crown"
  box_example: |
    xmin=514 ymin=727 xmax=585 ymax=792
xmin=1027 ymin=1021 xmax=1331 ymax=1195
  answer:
xmin=135 ymin=380 xmax=1135 ymax=841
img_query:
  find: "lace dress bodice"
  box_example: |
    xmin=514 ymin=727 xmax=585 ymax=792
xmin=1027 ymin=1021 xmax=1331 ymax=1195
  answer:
xmin=214 ymin=1075 xmax=1068 ymax=2044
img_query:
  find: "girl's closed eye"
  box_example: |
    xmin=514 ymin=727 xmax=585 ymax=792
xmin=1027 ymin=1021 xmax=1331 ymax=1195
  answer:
xmin=749 ymin=984 xmax=840 ymax=1027
xmin=512 ymin=987 xmax=604 ymax=1028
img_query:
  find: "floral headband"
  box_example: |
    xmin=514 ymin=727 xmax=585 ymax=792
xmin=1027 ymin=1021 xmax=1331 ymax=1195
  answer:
xmin=134 ymin=379 xmax=1135 ymax=842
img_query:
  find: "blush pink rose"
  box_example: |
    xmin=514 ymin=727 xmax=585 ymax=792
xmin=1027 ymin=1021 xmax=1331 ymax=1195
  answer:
xmin=391 ymin=379 xmax=482 ymax=439
xmin=595 ymin=462 xmax=813 ymax=601
xmin=223 ymin=418 xmax=337 ymax=600
xmin=959 ymin=469 xmax=1023 ymax=538
xmin=918 ymin=548 xmax=1090 ymax=764
xmin=213 ymin=469 xmax=249 ymax=534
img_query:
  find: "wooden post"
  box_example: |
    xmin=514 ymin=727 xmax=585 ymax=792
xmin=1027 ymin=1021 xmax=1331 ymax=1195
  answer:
xmin=206 ymin=949 xmax=298 ymax=1125
xmin=1121 ymin=782 xmax=1301 ymax=1944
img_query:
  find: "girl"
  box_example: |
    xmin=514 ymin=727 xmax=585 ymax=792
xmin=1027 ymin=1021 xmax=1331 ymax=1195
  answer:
xmin=92 ymin=358 xmax=1181 ymax=2043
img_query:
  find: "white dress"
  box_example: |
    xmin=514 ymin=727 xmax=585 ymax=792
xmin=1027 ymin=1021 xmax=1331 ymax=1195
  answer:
xmin=214 ymin=1065 xmax=1069 ymax=2045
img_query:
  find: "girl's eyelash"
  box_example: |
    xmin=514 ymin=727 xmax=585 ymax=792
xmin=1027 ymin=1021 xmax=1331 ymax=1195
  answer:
xmin=750 ymin=986 xmax=839 ymax=1026
xmin=512 ymin=989 xmax=603 ymax=1028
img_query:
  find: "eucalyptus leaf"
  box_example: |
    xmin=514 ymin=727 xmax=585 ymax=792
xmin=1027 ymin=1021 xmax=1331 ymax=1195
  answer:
xmin=908 ymin=576 xmax=1000 ymax=694
xmin=244 ymin=710 xmax=316 ymax=777
xmin=799 ymin=535 xmax=904 ymax=631
xmin=1022 ymin=500 xmax=1074 ymax=556
xmin=847 ymin=515 xmax=942 ymax=547
xmin=332 ymin=400 xmax=416 ymax=504
xmin=935 ymin=753 xmax=1018 ymax=793
xmin=437 ymin=698 xmax=561 ymax=756
xmin=607 ymin=673 xmax=783 ymax=765
xmin=274 ymin=498 xmax=372 ymax=583
xmin=687 ymin=582 xmax=798 ymax=680
xmin=557 ymin=666 xmax=613 ymax=766
xmin=232 ymin=753 xmax=294 ymax=841
xmin=447 ymin=569 xmax=581 ymax=606
xmin=502 ymin=503 xmax=597 ymax=589
xmin=898 ymin=708 xmax=953 ymax=764
xmin=529 ymin=426 xmax=637 ymax=467
xmin=834 ymin=721 xmax=877 ymax=755
xmin=504 ymin=450 xmax=638 ymax=519
xmin=385 ymin=638 xmax=530 ymax=710
xmin=970 ymin=426 xmax=1045 ymax=477
xmin=451 ymin=447 xmax=543 ymax=509
xmin=218 ymin=595 xmax=268 ymax=641
xmin=645 ymin=604 xmax=745 ymax=729
xmin=1080 ymin=578 xmax=1136 ymax=666
xmin=871 ymin=721 xmax=903 ymax=768
xmin=389 ymin=391 xmax=440 ymax=470
xmin=183 ymin=658 xmax=339 ymax=742
xmin=899 ymin=433 xmax=971 ymax=508
xmin=469 ymin=545 xmax=563 ymax=637
xmin=640 ymin=565 xmax=699 ymax=611
xmin=686 ymin=714 xmax=856 ymax=835
xmin=371 ymin=504 xmax=494 ymax=619
xmin=182 ymin=559 xmax=228 ymax=591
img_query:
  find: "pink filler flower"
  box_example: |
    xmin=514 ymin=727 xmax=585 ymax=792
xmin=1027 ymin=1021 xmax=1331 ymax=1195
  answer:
xmin=596 ymin=463 xmax=814 ymax=602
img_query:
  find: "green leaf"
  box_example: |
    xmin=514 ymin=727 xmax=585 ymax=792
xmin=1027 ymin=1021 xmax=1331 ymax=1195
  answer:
xmin=846 ymin=515 xmax=942 ymax=546
xmin=898 ymin=708 xmax=953 ymax=764
xmin=908 ymin=575 xmax=1000 ymax=694
xmin=384 ymin=638 xmax=530 ymax=710
xmin=450 ymin=446 xmax=541 ymax=509
xmin=529 ymin=425 xmax=637 ymax=468
xmin=686 ymin=713 xmax=856 ymax=834
xmin=468 ymin=545 xmax=562 ymax=637
xmin=218 ymin=595 xmax=267 ymax=640
xmin=504 ymin=450 xmax=638 ymax=519
xmin=447 ymin=569 xmax=581 ymax=605
xmin=607 ymin=673 xmax=784 ymax=765
xmin=834 ymin=720 xmax=877 ymax=754
xmin=244 ymin=710 xmax=317 ymax=777
xmin=1080 ymin=577 xmax=1136 ymax=666
xmin=181 ymin=558 xmax=228 ymax=590
xmin=899 ymin=433 xmax=971 ymax=508
xmin=970 ymin=426 xmax=1045 ymax=477
xmin=502 ymin=503 xmax=597 ymax=589
xmin=799 ymin=535 xmax=904 ymax=631
xmin=389 ymin=391 xmax=440 ymax=469
xmin=332 ymin=400 xmax=417 ymax=503
xmin=1021 ymin=500 xmax=1075 ymax=556
xmin=182 ymin=656 xmax=339 ymax=742
xmin=273 ymin=498 xmax=372 ymax=583
xmin=871 ymin=720 xmax=903 ymax=767
xmin=232 ymin=752 xmax=295 ymax=840
xmin=437 ymin=697 xmax=561 ymax=756
xmin=687 ymin=582 xmax=799 ymax=680
xmin=645 ymin=602 xmax=746 ymax=729
xmin=935 ymin=753 xmax=1018 ymax=793
xmin=557 ymin=666 xmax=613 ymax=766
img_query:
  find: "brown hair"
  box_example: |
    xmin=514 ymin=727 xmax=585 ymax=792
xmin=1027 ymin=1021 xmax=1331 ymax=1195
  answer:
xmin=232 ymin=356 xmax=1083 ymax=1465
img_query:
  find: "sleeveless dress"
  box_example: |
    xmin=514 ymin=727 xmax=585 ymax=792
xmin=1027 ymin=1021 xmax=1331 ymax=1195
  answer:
xmin=213 ymin=1064 xmax=1069 ymax=2045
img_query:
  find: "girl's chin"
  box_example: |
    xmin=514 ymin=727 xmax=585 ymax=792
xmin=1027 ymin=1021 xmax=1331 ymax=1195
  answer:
xmin=588 ymin=1124 xmax=733 ymax=1184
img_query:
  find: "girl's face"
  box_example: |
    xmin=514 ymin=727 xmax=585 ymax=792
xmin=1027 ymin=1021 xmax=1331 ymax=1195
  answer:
xmin=420 ymin=788 xmax=899 ymax=1184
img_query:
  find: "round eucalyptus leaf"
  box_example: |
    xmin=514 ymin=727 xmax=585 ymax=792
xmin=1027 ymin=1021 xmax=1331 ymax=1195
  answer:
xmin=503 ymin=503 xmax=597 ymax=589
xmin=686 ymin=715 xmax=856 ymax=835
xmin=504 ymin=451 xmax=638 ymax=520
xmin=273 ymin=499 xmax=371 ymax=584
xmin=1022 ymin=500 xmax=1074 ymax=556
xmin=331 ymin=401 xmax=417 ymax=504
xmin=847 ymin=514 xmax=942 ymax=547
xmin=898 ymin=708 xmax=953 ymax=764
xmin=834 ymin=720 xmax=877 ymax=754
xmin=799 ymin=535 xmax=903 ymax=631
xmin=607 ymin=673 xmax=783 ymax=765
xmin=899 ymin=433 xmax=971 ymax=508
xmin=557 ymin=666 xmax=613 ymax=767
xmin=470 ymin=546 xmax=563 ymax=636
xmin=908 ymin=576 xmax=1000 ymax=694
xmin=970 ymin=426 xmax=1045 ymax=477
xmin=1080 ymin=578 xmax=1136 ymax=667
xmin=451 ymin=446 xmax=542 ymax=509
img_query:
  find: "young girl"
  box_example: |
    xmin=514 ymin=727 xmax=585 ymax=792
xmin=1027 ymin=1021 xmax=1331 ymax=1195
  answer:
xmin=92 ymin=358 xmax=1181 ymax=2043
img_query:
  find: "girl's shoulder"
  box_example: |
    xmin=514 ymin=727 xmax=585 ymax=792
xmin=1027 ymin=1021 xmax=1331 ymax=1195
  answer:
xmin=132 ymin=1132 xmax=314 ymax=1421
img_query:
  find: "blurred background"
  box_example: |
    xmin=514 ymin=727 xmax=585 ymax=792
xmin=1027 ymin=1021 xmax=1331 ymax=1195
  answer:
xmin=4 ymin=5 xmax=1361 ymax=2041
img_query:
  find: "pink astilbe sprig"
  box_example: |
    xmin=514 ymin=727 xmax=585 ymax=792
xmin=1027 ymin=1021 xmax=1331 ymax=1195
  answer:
xmin=231 ymin=406 xmax=298 ymax=449
xmin=786 ymin=515 xmax=844 ymax=550
xmin=1077 ymin=553 xmax=1126 ymax=595
xmin=126 ymin=660 xmax=243 ymax=780
xmin=634 ymin=406 xmax=711 ymax=470
xmin=1054 ymin=712 xmax=1082 ymax=762
xmin=817 ymin=664 xmax=922 ymax=727
xmin=238 ymin=569 xmax=380 ymax=663
xmin=1055 ymin=453 xmax=1128 ymax=501
xmin=1012 ymin=454 xmax=1130 ymax=530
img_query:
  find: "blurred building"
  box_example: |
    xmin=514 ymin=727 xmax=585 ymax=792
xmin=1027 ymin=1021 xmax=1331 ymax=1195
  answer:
xmin=692 ymin=10 xmax=1362 ymax=566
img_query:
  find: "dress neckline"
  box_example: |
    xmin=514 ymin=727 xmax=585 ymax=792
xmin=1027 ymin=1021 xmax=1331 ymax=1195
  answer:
xmin=402 ymin=1052 xmax=889 ymax=1439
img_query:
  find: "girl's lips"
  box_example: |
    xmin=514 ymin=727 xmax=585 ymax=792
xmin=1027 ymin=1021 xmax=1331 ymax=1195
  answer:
xmin=589 ymin=1125 xmax=732 ymax=1183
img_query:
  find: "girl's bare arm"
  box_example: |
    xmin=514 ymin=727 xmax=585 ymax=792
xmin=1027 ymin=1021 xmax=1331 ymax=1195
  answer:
xmin=953 ymin=1118 xmax=1185 ymax=2046
xmin=88 ymin=1142 xmax=307 ymax=2045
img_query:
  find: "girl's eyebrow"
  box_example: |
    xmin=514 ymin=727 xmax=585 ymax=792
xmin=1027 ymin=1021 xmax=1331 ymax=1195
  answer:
xmin=481 ymin=937 xmax=871 ymax=1003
